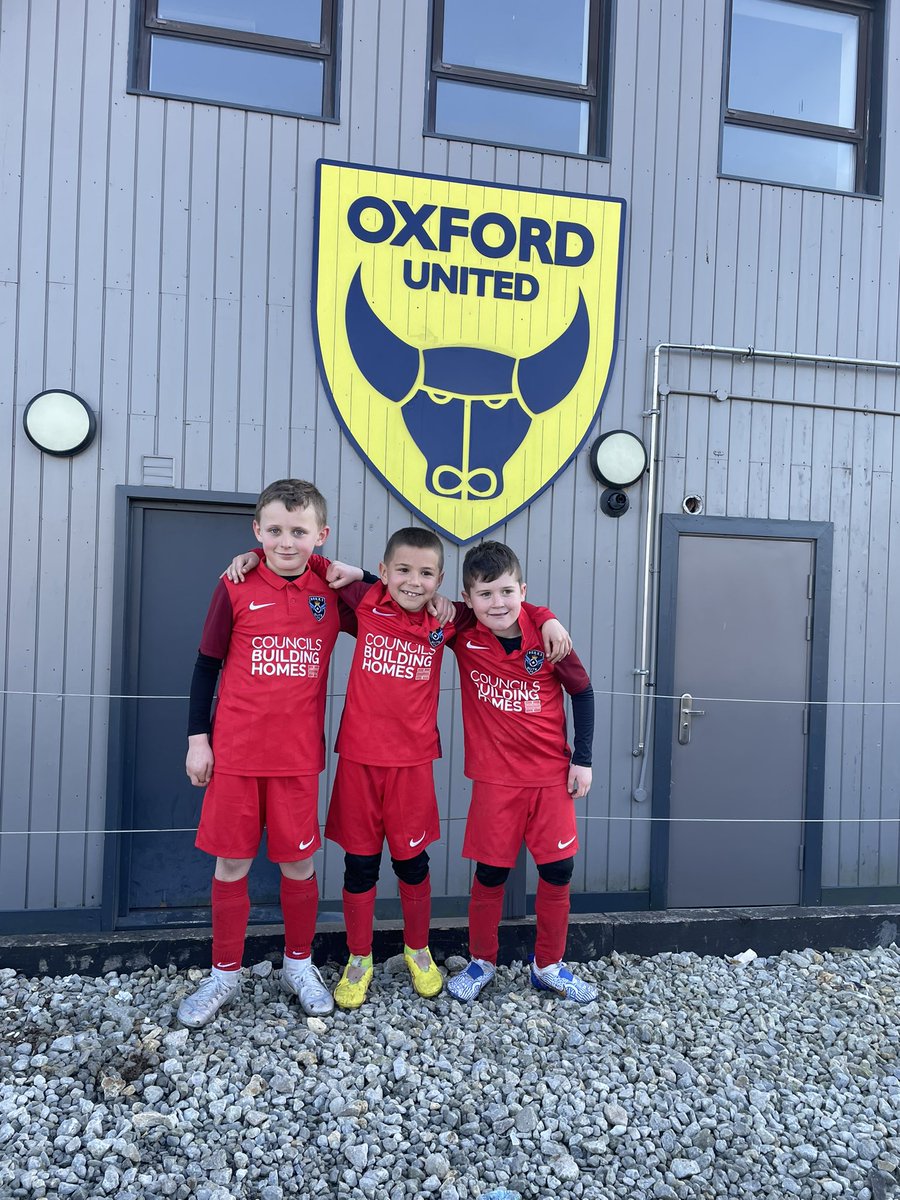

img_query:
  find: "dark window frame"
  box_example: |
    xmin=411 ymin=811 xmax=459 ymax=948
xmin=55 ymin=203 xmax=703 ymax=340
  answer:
xmin=130 ymin=0 xmax=340 ymax=122
xmin=721 ymin=0 xmax=884 ymax=196
xmin=426 ymin=0 xmax=614 ymax=159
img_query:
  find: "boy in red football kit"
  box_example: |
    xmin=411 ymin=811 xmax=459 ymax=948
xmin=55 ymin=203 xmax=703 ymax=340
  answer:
xmin=447 ymin=541 xmax=599 ymax=1004
xmin=227 ymin=528 xmax=572 ymax=1011
xmin=179 ymin=479 xmax=355 ymax=1029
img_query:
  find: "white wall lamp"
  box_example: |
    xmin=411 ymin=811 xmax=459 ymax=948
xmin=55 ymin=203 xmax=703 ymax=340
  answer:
xmin=23 ymin=390 xmax=98 ymax=457
xmin=588 ymin=429 xmax=648 ymax=517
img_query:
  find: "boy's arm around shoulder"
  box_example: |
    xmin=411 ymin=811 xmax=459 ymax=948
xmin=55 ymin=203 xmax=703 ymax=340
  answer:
xmin=523 ymin=601 xmax=572 ymax=663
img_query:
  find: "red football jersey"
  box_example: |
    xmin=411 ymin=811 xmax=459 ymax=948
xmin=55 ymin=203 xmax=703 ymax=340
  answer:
xmin=334 ymin=581 xmax=457 ymax=767
xmin=452 ymin=604 xmax=591 ymax=785
xmin=199 ymin=559 xmax=343 ymax=776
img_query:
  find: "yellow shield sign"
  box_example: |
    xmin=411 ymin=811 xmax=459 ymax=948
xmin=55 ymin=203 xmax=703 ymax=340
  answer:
xmin=313 ymin=160 xmax=625 ymax=544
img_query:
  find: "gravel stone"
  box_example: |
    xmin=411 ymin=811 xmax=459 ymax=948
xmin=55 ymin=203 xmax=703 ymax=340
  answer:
xmin=1 ymin=947 xmax=899 ymax=1198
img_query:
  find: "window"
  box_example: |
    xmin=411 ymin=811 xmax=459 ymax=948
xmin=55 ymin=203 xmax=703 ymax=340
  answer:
xmin=722 ymin=0 xmax=883 ymax=194
xmin=427 ymin=0 xmax=612 ymax=157
xmin=131 ymin=1 xmax=338 ymax=120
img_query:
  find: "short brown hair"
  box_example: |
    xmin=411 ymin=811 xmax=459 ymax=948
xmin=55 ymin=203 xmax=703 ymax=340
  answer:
xmin=383 ymin=526 xmax=444 ymax=571
xmin=255 ymin=479 xmax=328 ymax=527
xmin=462 ymin=541 xmax=523 ymax=591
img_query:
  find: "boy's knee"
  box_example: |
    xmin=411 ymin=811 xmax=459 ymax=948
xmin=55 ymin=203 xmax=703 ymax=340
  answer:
xmin=279 ymin=859 xmax=315 ymax=881
xmin=214 ymin=857 xmax=253 ymax=882
xmin=391 ymin=851 xmax=429 ymax=885
xmin=537 ymin=856 xmax=574 ymax=886
xmin=475 ymin=862 xmax=510 ymax=889
xmin=344 ymin=852 xmax=381 ymax=893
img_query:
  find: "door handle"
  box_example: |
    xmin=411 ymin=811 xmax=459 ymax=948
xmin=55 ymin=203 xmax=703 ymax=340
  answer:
xmin=678 ymin=692 xmax=706 ymax=745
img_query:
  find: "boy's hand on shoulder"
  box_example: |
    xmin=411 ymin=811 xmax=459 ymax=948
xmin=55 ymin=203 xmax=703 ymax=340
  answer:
xmin=326 ymin=560 xmax=364 ymax=589
xmin=222 ymin=552 xmax=260 ymax=583
xmin=427 ymin=593 xmax=456 ymax=625
xmin=186 ymin=736 xmax=214 ymax=787
xmin=542 ymin=618 xmax=572 ymax=663
xmin=568 ymin=764 xmax=592 ymax=799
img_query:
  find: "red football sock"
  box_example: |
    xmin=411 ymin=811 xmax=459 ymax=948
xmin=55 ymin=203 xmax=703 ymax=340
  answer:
xmin=534 ymin=877 xmax=570 ymax=968
xmin=211 ymin=875 xmax=250 ymax=971
xmin=342 ymin=886 xmax=377 ymax=957
xmin=398 ymin=876 xmax=431 ymax=950
xmin=468 ymin=877 xmax=505 ymax=964
xmin=281 ymin=873 xmax=319 ymax=961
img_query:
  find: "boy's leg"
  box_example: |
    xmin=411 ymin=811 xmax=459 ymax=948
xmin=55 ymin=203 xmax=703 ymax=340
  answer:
xmin=392 ymin=851 xmax=442 ymax=998
xmin=180 ymin=773 xmax=266 ymax=1028
xmin=179 ymin=855 xmax=253 ymax=1029
xmin=278 ymin=858 xmax=333 ymax=1016
xmin=263 ymin=775 xmax=332 ymax=1015
xmin=447 ymin=862 xmax=509 ymax=1002
xmin=529 ymin=855 xmax=598 ymax=1004
xmin=334 ymin=852 xmax=381 ymax=1009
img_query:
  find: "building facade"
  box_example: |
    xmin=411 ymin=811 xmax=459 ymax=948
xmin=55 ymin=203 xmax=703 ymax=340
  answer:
xmin=1 ymin=0 xmax=898 ymax=932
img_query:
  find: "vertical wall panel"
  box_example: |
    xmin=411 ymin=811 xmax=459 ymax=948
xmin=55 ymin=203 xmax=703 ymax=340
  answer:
xmin=5 ymin=0 xmax=900 ymax=917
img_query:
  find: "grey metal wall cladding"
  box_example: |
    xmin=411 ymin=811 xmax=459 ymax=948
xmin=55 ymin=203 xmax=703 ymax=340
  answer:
xmin=2 ymin=0 xmax=900 ymax=915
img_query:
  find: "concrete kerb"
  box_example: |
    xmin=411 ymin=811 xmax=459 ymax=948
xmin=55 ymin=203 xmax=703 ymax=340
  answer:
xmin=1 ymin=904 xmax=898 ymax=978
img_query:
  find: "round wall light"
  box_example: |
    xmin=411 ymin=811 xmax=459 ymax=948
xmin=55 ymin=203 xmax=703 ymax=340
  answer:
xmin=588 ymin=429 xmax=648 ymax=489
xmin=23 ymin=390 xmax=97 ymax=457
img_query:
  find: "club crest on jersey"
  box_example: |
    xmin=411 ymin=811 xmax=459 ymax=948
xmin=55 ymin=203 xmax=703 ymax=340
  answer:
xmin=524 ymin=649 xmax=545 ymax=675
xmin=309 ymin=596 xmax=327 ymax=622
xmin=429 ymin=627 xmax=445 ymax=648
xmin=313 ymin=160 xmax=625 ymax=544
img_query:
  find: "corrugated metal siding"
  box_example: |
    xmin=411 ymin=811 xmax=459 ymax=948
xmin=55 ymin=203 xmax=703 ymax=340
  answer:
xmin=2 ymin=0 xmax=900 ymax=914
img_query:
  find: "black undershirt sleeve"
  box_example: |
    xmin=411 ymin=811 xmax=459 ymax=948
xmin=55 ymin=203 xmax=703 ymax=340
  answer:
xmin=569 ymin=686 xmax=594 ymax=768
xmin=187 ymin=652 xmax=222 ymax=737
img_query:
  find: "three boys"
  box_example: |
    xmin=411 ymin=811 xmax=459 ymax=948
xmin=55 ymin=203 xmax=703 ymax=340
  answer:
xmin=182 ymin=479 xmax=596 ymax=1024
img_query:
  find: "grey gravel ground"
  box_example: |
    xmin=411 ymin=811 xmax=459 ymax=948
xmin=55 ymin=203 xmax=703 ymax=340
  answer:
xmin=1 ymin=945 xmax=900 ymax=1199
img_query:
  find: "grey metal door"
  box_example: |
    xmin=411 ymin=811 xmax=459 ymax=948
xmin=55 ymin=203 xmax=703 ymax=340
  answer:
xmin=653 ymin=519 xmax=828 ymax=908
xmin=107 ymin=494 xmax=284 ymax=924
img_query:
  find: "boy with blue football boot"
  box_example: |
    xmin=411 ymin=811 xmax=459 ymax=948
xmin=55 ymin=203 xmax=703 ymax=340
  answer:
xmin=447 ymin=541 xmax=598 ymax=1004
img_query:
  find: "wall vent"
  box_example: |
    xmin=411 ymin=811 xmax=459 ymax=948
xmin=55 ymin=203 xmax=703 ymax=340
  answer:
xmin=141 ymin=455 xmax=175 ymax=486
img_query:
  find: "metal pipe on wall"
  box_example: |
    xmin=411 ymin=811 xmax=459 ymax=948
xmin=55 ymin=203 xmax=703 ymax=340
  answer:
xmin=631 ymin=341 xmax=900 ymax=804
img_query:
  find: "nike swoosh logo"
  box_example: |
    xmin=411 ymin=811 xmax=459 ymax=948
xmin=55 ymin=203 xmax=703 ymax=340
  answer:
xmin=409 ymin=832 xmax=427 ymax=848
xmin=372 ymin=607 xmax=397 ymax=617
xmin=217 ymin=962 xmax=238 ymax=969
xmin=298 ymin=837 xmax=315 ymax=851
xmin=249 ymin=601 xmax=275 ymax=611
xmin=466 ymin=640 xmax=489 ymax=650
xmin=557 ymin=836 xmax=576 ymax=850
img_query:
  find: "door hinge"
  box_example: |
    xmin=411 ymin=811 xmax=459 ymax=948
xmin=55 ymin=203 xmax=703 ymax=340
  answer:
xmin=802 ymin=706 xmax=809 ymax=736
xmin=798 ymin=842 xmax=806 ymax=872
xmin=806 ymin=614 xmax=813 ymax=641
xmin=807 ymin=573 xmax=814 ymax=599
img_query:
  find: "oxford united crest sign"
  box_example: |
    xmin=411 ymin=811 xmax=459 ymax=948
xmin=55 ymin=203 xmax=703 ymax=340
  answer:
xmin=312 ymin=160 xmax=625 ymax=544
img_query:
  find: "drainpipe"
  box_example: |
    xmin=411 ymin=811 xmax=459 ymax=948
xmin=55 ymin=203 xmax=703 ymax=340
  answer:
xmin=632 ymin=341 xmax=900 ymax=804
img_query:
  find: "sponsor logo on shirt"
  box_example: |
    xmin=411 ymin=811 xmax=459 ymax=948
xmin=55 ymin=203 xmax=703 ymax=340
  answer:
xmin=469 ymin=668 xmax=542 ymax=713
xmin=309 ymin=595 xmax=327 ymax=621
xmin=361 ymin=631 xmax=435 ymax=681
xmin=250 ymin=634 xmax=323 ymax=678
xmin=524 ymin=649 xmax=544 ymax=675
xmin=557 ymin=835 xmax=576 ymax=850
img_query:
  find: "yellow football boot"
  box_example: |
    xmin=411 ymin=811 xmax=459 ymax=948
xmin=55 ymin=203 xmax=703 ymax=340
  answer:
xmin=333 ymin=954 xmax=374 ymax=1010
xmin=404 ymin=946 xmax=444 ymax=998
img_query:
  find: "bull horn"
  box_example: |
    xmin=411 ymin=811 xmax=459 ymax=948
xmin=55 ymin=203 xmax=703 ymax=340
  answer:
xmin=345 ymin=267 xmax=420 ymax=402
xmin=517 ymin=292 xmax=590 ymax=414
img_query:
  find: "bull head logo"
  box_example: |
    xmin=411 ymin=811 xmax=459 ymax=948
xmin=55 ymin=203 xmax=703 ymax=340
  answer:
xmin=345 ymin=268 xmax=590 ymax=502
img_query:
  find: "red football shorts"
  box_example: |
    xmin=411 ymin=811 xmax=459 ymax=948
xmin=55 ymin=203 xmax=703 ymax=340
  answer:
xmin=195 ymin=773 xmax=321 ymax=862
xmin=325 ymin=758 xmax=440 ymax=859
xmin=462 ymin=775 xmax=578 ymax=866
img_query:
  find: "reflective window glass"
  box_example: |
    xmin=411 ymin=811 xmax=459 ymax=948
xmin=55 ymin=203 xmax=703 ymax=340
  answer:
xmin=729 ymin=0 xmax=858 ymax=127
xmin=435 ymin=78 xmax=589 ymax=155
xmin=721 ymin=124 xmax=855 ymax=191
xmin=149 ymin=35 xmax=324 ymax=115
xmin=157 ymin=1 xmax=322 ymax=42
xmin=441 ymin=0 xmax=590 ymax=84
